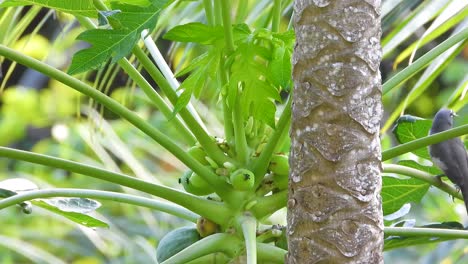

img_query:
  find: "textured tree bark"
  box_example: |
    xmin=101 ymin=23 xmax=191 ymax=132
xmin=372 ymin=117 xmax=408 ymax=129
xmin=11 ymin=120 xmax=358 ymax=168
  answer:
xmin=287 ymin=0 xmax=383 ymax=263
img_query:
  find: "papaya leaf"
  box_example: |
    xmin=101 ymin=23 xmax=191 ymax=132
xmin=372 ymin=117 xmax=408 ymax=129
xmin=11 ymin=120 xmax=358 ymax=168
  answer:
xmin=267 ymin=44 xmax=292 ymax=90
xmin=0 ymin=0 xmax=97 ymax=17
xmin=164 ymin=22 xmax=224 ymax=44
xmin=68 ymin=0 xmax=167 ymax=74
xmin=31 ymin=198 xmax=108 ymax=228
xmin=392 ymin=115 xmax=432 ymax=160
xmin=382 ymin=176 xmax=430 ymax=215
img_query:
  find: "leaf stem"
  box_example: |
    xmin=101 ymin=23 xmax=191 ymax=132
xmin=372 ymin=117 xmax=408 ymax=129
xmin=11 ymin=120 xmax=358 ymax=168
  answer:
xmin=382 ymin=124 xmax=468 ymax=161
xmin=220 ymin=0 xmax=235 ymax=54
xmin=132 ymin=47 xmax=235 ymax=166
xmin=162 ymin=233 xmax=242 ymax=264
xmin=0 ymin=188 xmax=199 ymax=222
xmin=252 ymin=96 xmax=291 ymax=187
xmin=75 ymin=16 xmax=196 ymax=145
xmin=233 ymin=86 xmax=249 ymax=164
xmin=219 ymin=56 xmax=234 ymax=145
xmin=239 ymin=214 xmax=257 ymax=264
xmin=213 ymin=0 xmax=222 ymax=26
xmin=271 ymin=0 xmax=282 ymax=32
xmin=235 ymin=0 xmax=248 ymax=24
xmin=257 ymin=243 xmax=286 ymax=263
xmin=0 ymin=45 xmax=237 ymax=202
xmin=0 ymin=149 xmax=230 ymax=224
xmin=383 ymin=164 xmax=462 ymax=200
xmin=251 ymin=190 xmax=287 ymax=219
xmin=383 ymin=27 xmax=468 ymax=95
xmin=384 ymin=227 xmax=468 ymax=238
xmin=203 ymin=0 xmax=214 ymax=26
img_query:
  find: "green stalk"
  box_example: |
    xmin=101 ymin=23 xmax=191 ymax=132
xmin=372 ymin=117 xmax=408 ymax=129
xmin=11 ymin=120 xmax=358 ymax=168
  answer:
xmin=0 ymin=45 xmax=237 ymax=201
xmin=233 ymin=86 xmax=249 ymax=164
xmin=74 ymin=16 xmax=196 ymax=145
xmin=252 ymin=96 xmax=291 ymax=187
xmin=132 ymin=47 xmax=235 ymax=166
xmin=251 ymin=190 xmax=287 ymax=219
xmin=257 ymin=243 xmax=287 ymax=263
xmin=118 ymin=57 xmax=196 ymax=144
xmin=162 ymin=233 xmax=242 ymax=264
xmin=384 ymin=227 xmax=468 ymax=238
xmin=235 ymin=0 xmax=248 ymax=24
xmin=213 ymin=0 xmax=223 ymax=26
xmin=383 ymin=27 xmax=468 ymax=95
xmin=239 ymin=214 xmax=257 ymax=264
xmin=220 ymin=0 xmax=235 ymax=54
xmin=271 ymin=0 xmax=282 ymax=32
xmin=0 ymin=188 xmax=199 ymax=222
xmin=219 ymin=57 xmax=234 ymax=146
xmin=4 ymin=6 xmax=40 ymax=46
xmin=0 ymin=147 xmax=230 ymax=223
xmin=203 ymin=0 xmax=214 ymax=26
xmin=382 ymin=124 xmax=468 ymax=161
xmin=383 ymin=164 xmax=461 ymax=200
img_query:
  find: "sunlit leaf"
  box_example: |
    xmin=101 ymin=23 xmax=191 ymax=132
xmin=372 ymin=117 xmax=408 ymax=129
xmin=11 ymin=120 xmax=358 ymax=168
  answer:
xmin=382 ymin=176 xmax=430 ymax=215
xmin=164 ymin=22 xmax=223 ymax=44
xmin=32 ymin=199 xmax=108 ymax=228
xmin=392 ymin=115 xmax=432 ymax=159
xmin=68 ymin=0 xmax=167 ymax=74
xmin=0 ymin=0 xmax=97 ymax=17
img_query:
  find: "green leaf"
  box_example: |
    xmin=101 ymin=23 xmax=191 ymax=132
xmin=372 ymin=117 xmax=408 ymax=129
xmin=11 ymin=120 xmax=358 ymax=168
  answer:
xmin=68 ymin=0 xmax=167 ymax=74
xmin=397 ymin=160 xmax=442 ymax=175
xmin=384 ymin=222 xmax=466 ymax=251
xmin=392 ymin=115 xmax=432 ymax=159
xmin=0 ymin=0 xmax=97 ymax=17
xmin=267 ymin=45 xmax=292 ymax=90
xmin=41 ymin=197 xmax=101 ymax=213
xmin=69 ymin=29 xmax=133 ymax=74
xmin=31 ymin=199 xmax=109 ymax=228
xmin=382 ymin=176 xmax=430 ymax=215
xmin=164 ymin=22 xmax=224 ymax=44
xmin=172 ymin=70 xmax=203 ymax=116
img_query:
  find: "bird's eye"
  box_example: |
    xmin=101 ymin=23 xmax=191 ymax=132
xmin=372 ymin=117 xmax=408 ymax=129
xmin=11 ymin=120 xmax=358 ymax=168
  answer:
xmin=450 ymin=110 xmax=458 ymax=117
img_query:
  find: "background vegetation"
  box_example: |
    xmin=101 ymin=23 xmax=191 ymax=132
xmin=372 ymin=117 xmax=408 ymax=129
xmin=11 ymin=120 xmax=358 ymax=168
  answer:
xmin=0 ymin=0 xmax=467 ymax=263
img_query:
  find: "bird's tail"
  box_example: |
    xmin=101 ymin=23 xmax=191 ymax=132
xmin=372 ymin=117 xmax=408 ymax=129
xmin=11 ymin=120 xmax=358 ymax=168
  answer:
xmin=461 ymin=184 xmax=468 ymax=216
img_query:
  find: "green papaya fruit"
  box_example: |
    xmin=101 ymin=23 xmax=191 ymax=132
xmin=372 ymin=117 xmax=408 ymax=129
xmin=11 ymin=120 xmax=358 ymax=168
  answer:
xmin=156 ymin=226 xmax=200 ymax=263
xmin=230 ymin=169 xmax=255 ymax=191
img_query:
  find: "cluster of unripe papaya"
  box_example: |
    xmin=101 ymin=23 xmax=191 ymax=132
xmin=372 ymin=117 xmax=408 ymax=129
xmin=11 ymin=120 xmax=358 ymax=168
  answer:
xmin=179 ymin=142 xmax=289 ymax=195
xmin=157 ymin=134 xmax=290 ymax=262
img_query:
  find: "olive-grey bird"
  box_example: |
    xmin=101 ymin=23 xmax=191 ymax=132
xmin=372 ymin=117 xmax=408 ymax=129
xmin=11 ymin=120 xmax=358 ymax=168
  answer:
xmin=429 ymin=108 xmax=468 ymax=215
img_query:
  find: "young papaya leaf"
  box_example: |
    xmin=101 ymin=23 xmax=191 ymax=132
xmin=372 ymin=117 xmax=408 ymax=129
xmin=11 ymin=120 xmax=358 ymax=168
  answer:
xmin=392 ymin=115 xmax=432 ymax=160
xmin=164 ymin=23 xmax=224 ymax=44
xmin=382 ymin=176 xmax=430 ymax=215
xmin=172 ymin=70 xmax=203 ymax=116
xmin=0 ymin=0 xmax=97 ymax=17
xmin=68 ymin=0 xmax=167 ymax=74
xmin=31 ymin=199 xmax=108 ymax=228
xmin=267 ymin=45 xmax=292 ymax=90
xmin=384 ymin=221 xmax=466 ymax=251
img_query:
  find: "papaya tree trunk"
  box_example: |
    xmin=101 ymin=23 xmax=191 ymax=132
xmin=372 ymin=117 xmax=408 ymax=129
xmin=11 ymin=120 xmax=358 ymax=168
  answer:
xmin=287 ymin=1 xmax=383 ymax=263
